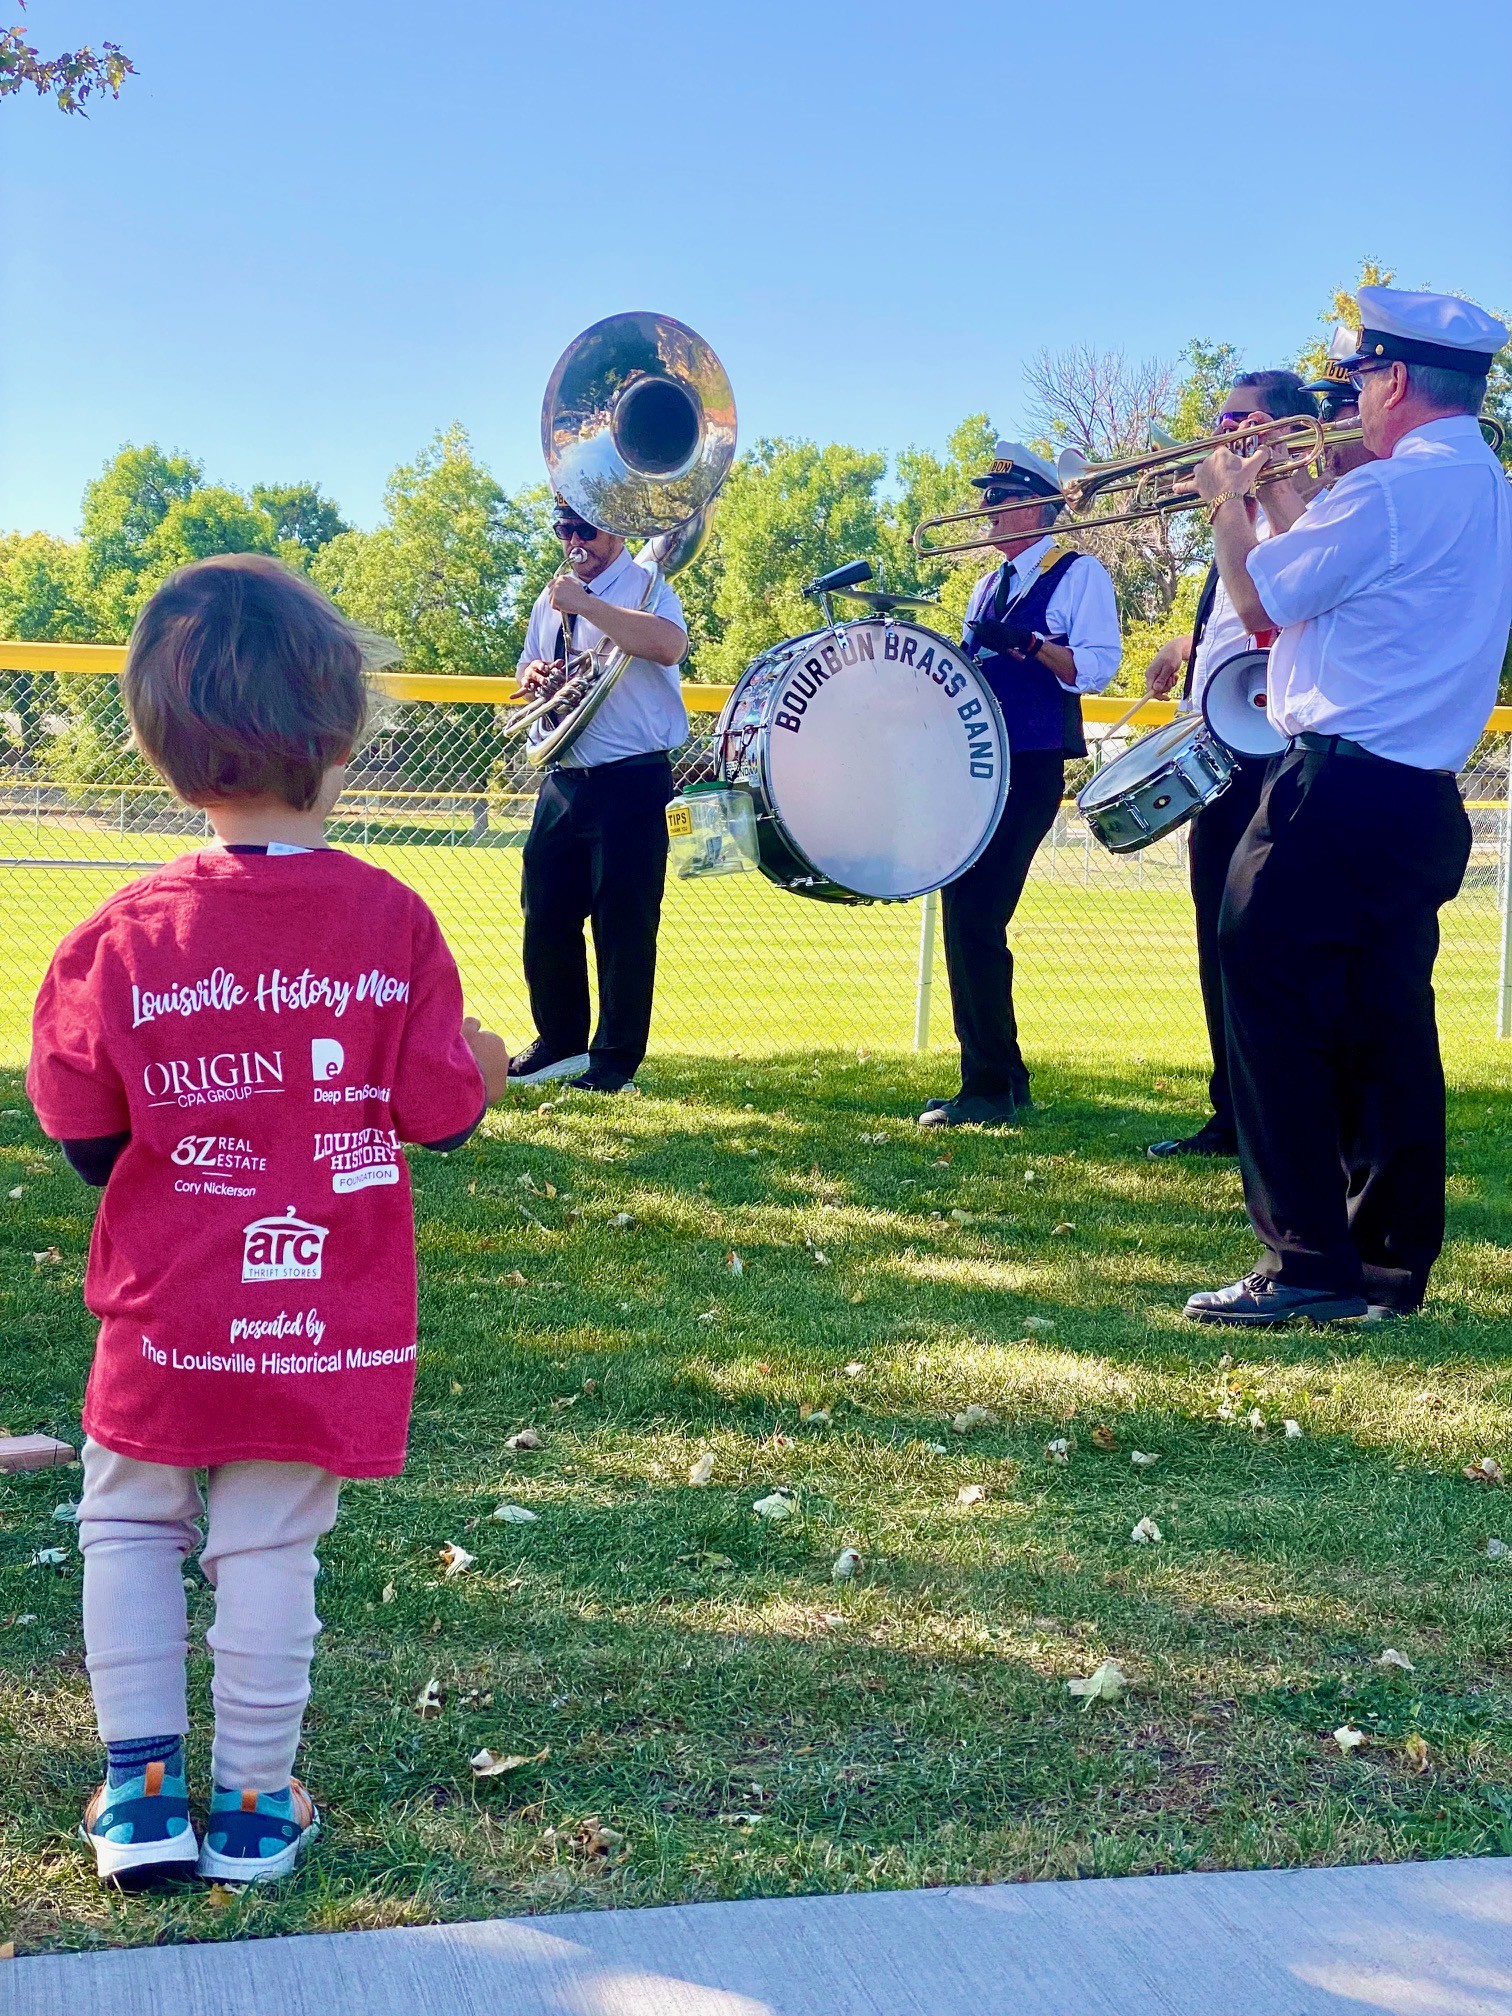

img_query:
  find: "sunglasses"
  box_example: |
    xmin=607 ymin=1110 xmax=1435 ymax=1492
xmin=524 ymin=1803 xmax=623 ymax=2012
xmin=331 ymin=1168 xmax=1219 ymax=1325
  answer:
xmin=554 ymin=521 xmax=599 ymax=542
xmin=981 ymin=486 xmax=1033 ymax=508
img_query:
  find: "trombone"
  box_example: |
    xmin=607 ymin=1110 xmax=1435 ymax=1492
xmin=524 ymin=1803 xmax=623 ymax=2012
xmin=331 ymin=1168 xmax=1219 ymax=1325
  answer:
xmin=910 ymin=414 xmax=1334 ymax=560
xmin=912 ymin=413 xmax=1508 ymax=560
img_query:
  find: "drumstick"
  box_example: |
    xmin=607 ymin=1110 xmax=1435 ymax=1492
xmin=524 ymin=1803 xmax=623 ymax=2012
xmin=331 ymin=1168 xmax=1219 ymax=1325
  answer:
xmin=1106 ymin=691 xmax=1156 ymax=737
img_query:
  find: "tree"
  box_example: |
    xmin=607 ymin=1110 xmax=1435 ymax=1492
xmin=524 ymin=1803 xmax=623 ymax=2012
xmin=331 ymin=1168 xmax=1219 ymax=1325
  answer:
xmin=251 ymin=483 xmax=349 ymax=564
xmin=78 ymin=444 xmax=204 ymax=637
xmin=1024 ymin=342 xmax=1215 ymax=634
xmin=694 ymin=439 xmax=888 ymax=684
xmin=313 ymin=427 xmax=557 ymax=821
xmin=883 ymin=413 xmax=997 ymax=638
xmin=1 ymin=4 xmax=132 ymax=113
xmin=0 ymin=531 xmax=93 ymax=761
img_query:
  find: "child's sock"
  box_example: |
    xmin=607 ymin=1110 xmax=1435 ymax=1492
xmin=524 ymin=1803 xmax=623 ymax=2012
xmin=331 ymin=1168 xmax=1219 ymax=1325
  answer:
xmin=105 ymin=1734 xmax=184 ymax=1788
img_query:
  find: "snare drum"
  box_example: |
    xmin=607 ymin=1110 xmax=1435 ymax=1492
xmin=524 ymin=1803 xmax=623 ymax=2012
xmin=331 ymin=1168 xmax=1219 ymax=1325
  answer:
xmin=716 ymin=619 xmax=1009 ymax=902
xmin=1076 ymin=715 xmax=1237 ymax=854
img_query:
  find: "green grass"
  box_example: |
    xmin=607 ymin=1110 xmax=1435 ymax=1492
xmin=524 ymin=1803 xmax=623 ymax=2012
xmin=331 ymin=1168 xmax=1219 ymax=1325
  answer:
xmin=5 ymin=1044 xmax=1512 ymax=1954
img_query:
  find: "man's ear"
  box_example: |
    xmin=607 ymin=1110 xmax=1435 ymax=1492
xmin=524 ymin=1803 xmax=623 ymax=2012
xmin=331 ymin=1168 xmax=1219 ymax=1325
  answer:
xmin=1383 ymin=361 xmax=1411 ymax=412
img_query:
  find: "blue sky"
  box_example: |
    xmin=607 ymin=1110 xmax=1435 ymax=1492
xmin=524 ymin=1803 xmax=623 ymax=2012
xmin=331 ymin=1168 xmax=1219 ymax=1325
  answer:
xmin=3 ymin=0 xmax=1510 ymax=537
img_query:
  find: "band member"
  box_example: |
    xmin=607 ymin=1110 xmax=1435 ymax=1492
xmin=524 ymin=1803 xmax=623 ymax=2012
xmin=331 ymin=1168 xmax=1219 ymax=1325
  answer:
xmin=920 ymin=442 xmax=1121 ymax=1128
xmin=508 ymin=500 xmax=689 ymax=1092
xmin=1184 ymin=287 xmax=1512 ymax=1324
xmin=1143 ymin=372 xmax=1320 ymax=1160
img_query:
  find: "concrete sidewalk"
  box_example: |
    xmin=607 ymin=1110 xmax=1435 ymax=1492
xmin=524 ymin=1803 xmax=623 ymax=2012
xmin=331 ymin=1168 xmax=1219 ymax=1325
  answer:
xmin=9 ymin=1857 xmax=1512 ymax=2015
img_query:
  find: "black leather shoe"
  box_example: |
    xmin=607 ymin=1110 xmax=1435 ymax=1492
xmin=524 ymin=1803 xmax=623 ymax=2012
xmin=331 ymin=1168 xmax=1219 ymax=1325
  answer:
xmin=917 ymin=1093 xmax=1019 ymax=1129
xmin=568 ymin=1068 xmax=634 ymax=1094
xmin=1147 ymin=1125 xmax=1237 ymax=1159
xmin=1184 ymin=1272 xmax=1368 ymax=1326
xmin=508 ymin=1040 xmax=591 ymax=1086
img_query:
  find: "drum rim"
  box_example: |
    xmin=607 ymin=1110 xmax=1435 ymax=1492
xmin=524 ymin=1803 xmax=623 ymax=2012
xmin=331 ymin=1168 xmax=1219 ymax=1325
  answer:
xmin=1077 ymin=712 xmax=1212 ymax=811
xmin=718 ymin=617 xmax=1010 ymax=902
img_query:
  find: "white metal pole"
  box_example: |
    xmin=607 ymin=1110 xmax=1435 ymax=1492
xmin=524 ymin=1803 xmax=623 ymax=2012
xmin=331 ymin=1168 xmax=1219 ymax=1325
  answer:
xmin=913 ymin=889 xmax=938 ymax=1052
xmin=1498 ymin=737 xmax=1512 ymax=1038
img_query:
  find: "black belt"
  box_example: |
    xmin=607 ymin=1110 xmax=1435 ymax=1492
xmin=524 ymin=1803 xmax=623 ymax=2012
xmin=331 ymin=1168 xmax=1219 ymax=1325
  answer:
xmin=1290 ymin=732 xmax=1453 ymax=778
xmin=546 ymin=750 xmax=673 ymax=776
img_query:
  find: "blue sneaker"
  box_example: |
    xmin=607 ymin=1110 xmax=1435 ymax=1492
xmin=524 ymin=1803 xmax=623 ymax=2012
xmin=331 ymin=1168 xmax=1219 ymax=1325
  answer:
xmin=197 ymin=1780 xmax=319 ymax=1884
xmin=81 ymin=1758 xmax=199 ymax=1887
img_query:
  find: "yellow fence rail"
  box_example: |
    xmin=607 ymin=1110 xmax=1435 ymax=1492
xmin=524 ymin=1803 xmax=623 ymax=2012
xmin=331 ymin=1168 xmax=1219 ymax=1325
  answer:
xmin=0 ymin=639 xmax=1509 ymax=1066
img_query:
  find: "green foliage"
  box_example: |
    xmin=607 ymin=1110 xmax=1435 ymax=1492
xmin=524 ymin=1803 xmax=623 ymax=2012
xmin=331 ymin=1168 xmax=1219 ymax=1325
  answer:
xmin=0 ymin=532 xmax=96 ymax=763
xmin=0 ymin=5 xmax=133 ymax=114
xmin=251 ymin=482 xmax=350 ymax=563
xmin=78 ymin=444 xmax=203 ymax=637
xmin=1168 ymin=339 xmax=1243 ymax=441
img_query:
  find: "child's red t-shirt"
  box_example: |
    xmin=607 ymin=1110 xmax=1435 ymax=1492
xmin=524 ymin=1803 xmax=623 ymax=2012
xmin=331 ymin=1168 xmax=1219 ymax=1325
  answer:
xmin=26 ymin=848 xmax=485 ymax=1477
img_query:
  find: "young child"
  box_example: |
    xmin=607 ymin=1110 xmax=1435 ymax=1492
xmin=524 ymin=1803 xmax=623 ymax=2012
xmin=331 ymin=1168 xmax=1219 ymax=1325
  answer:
xmin=26 ymin=553 xmax=510 ymax=1888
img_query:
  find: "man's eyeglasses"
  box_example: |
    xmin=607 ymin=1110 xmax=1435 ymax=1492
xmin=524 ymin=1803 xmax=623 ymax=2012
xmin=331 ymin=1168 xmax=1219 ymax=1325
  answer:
xmin=554 ymin=520 xmax=598 ymax=542
xmin=1347 ymin=362 xmax=1390 ymax=394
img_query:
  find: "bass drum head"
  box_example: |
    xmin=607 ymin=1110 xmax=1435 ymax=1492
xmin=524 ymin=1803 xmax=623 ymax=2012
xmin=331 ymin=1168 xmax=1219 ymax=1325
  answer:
xmin=757 ymin=621 xmax=1009 ymax=901
xmin=1202 ymin=647 xmax=1284 ymax=758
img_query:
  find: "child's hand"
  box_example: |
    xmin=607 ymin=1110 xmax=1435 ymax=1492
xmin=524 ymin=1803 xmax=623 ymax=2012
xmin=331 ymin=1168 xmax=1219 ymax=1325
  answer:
xmin=462 ymin=1017 xmax=511 ymax=1104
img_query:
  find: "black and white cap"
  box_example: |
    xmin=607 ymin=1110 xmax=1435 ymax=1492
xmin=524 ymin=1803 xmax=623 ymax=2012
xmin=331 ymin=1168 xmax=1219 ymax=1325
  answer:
xmin=1303 ymin=324 xmax=1361 ymax=415
xmin=969 ymin=439 xmax=1060 ymax=499
xmin=1340 ymin=287 xmax=1508 ymax=376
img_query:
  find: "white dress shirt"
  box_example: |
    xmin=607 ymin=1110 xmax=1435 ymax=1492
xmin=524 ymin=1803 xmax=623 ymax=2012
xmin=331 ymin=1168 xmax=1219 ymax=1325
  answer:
xmin=519 ymin=545 xmax=689 ymax=769
xmin=964 ymin=536 xmax=1122 ymax=693
xmin=1246 ymin=416 xmax=1512 ymax=772
xmin=1183 ymin=508 xmax=1273 ymax=713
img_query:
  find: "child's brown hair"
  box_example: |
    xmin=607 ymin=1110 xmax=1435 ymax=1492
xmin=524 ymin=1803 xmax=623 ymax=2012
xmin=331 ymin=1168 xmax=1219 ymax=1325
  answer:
xmin=123 ymin=553 xmax=370 ymax=809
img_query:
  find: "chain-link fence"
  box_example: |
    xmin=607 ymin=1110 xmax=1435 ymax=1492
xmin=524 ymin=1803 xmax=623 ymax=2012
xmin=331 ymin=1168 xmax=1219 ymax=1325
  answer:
xmin=0 ymin=650 xmax=1508 ymax=1075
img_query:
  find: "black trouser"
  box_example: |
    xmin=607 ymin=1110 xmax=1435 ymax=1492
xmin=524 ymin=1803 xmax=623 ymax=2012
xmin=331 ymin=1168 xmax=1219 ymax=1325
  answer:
xmin=1188 ymin=754 xmax=1268 ymax=1141
xmin=521 ymin=754 xmax=672 ymax=1080
xmin=940 ymin=750 xmax=1065 ymax=1101
xmin=1218 ymin=740 xmax=1471 ymax=1311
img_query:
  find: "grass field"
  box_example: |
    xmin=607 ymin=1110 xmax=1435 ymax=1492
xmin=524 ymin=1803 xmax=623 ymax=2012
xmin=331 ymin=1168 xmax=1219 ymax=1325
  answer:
xmin=4 ymin=1029 xmax=1512 ymax=1955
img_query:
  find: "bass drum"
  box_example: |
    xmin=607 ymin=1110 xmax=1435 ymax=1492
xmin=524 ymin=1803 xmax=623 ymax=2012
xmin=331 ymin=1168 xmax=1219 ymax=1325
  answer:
xmin=716 ymin=620 xmax=1009 ymax=903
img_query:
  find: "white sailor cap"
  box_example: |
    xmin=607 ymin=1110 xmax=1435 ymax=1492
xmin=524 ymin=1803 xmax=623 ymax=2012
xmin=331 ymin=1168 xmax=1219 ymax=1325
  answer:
xmin=1341 ymin=287 xmax=1508 ymax=375
xmin=969 ymin=438 xmax=1060 ymax=497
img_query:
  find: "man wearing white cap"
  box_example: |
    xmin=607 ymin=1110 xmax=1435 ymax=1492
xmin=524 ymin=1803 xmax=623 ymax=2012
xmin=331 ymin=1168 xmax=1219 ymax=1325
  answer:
xmin=1183 ymin=287 xmax=1512 ymax=1324
xmin=919 ymin=441 xmax=1121 ymax=1128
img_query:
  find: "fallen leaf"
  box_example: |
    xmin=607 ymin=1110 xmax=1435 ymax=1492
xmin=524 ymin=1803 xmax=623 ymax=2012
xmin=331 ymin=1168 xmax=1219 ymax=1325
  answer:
xmin=470 ymin=1744 xmax=549 ymax=1778
xmin=843 ymin=1361 xmax=866 ymax=1378
xmin=754 ymin=1361 xmax=772 ymax=1375
xmin=609 ymin=1212 xmax=635 ymax=1231
xmin=32 ymin=1247 xmax=62 ymax=1267
xmin=440 ymin=1543 xmax=475 ymax=1578
xmin=1377 ymin=1648 xmax=1415 ymax=1672
xmin=505 ymin=1270 xmax=528 ymax=1286
xmin=752 ymin=1489 xmax=796 ymax=1520
xmin=1333 ymin=1724 xmax=1365 ymax=1753
xmin=1403 ymin=1732 xmax=1433 ymax=1774
xmin=1284 ymin=1420 xmax=1303 ymax=1438
xmin=574 ymin=1816 xmax=623 ymax=1856
xmin=931 ymin=1154 xmax=951 ymax=1166
xmin=1024 ymin=1316 xmax=1055 ymax=1334
xmin=727 ymin=1251 xmax=744 ymax=1276
xmin=1022 ymin=1170 xmax=1040 ymax=1186
xmin=957 ymin=1484 xmax=986 ymax=1507
xmin=951 ymin=1404 xmax=998 ymax=1434
xmin=688 ymin=1453 xmax=716 ymax=1486
xmin=1130 ymin=1517 xmax=1162 ymax=1545
xmin=550 ymin=1393 xmax=579 ymax=1411
xmin=768 ymin=1432 xmax=793 ymax=1450
xmin=491 ymin=1504 xmax=538 ymax=1524
xmin=206 ymin=1884 xmax=238 ymax=1910
xmin=676 ymin=1549 xmax=736 ymax=1571
xmin=415 ymin=1677 xmax=445 ymax=1718
xmin=8 ymin=1614 xmax=36 ymax=1626
xmin=0 ymin=1940 xmax=13 ymax=1958
xmin=1486 ymin=1537 xmax=1510 ymax=1559
xmin=506 ymin=1429 xmax=544 ymax=1451
xmin=381 ymin=1582 xmax=397 ymax=1604
xmin=1044 ymin=1437 xmax=1071 ymax=1465
xmin=1130 ymin=1451 xmax=1160 ymax=1469
xmin=6 ymin=1186 xmax=21 ymax=1200
xmin=1465 ymin=1457 xmax=1505 ymax=1486
xmin=1217 ymin=1352 xmax=1234 ymax=1369
xmin=948 ymin=1209 xmax=976 ymax=1226
xmin=832 ymin=1547 xmax=862 ymax=1579
xmin=859 ymin=1131 xmax=887 ymax=1145
xmin=582 ymin=1377 xmax=598 ymax=1394
xmin=1246 ymin=1409 xmax=1266 ymax=1432
xmin=459 ymin=1688 xmax=494 ymax=1708
xmin=809 ymin=1247 xmax=830 ymax=1266
xmin=1091 ymin=1426 xmax=1118 ymax=1452
xmin=1051 ymin=1221 xmax=1075 ymax=1237
xmin=925 ymin=1441 xmax=948 ymax=1455
xmin=449 ymin=1379 xmax=463 ymax=1397
xmin=1066 ymin=1659 xmax=1127 ymax=1707
xmin=544 ymin=1182 xmax=557 ymax=1198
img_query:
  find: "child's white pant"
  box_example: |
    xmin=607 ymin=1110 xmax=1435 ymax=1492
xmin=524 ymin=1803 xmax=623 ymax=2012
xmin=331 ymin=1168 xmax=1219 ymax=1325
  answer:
xmin=78 ymin=1438 xmax=342 ymax=1791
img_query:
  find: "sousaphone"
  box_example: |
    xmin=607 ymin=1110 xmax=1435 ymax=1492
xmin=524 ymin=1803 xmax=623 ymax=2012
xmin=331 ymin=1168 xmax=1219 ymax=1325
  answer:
xmin=511 ymin=311 xmax=737 ymax=765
